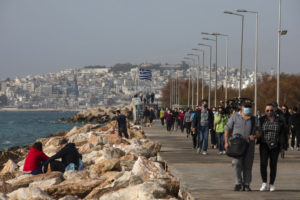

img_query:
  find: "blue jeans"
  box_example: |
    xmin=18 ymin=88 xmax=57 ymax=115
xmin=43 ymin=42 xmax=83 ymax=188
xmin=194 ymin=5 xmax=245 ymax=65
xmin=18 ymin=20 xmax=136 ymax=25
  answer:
xmin=216 ymin=132 xmax=225 ymax=152
xmin=198 ymin=126 xmax=209 ymax=151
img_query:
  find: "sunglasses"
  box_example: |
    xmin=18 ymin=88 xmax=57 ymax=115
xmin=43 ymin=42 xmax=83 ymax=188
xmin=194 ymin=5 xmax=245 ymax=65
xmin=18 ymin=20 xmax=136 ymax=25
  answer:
xmin=266 ymin=110 xmax=274 ymax=112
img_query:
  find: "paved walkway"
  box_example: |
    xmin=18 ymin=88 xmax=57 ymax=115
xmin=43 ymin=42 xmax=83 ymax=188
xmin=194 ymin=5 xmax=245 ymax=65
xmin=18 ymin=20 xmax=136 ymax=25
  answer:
xmin=144 ymin=122 xmax=300 ymax=200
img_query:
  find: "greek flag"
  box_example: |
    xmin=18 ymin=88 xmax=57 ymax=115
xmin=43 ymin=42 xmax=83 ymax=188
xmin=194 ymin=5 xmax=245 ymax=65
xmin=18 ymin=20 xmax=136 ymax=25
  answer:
xmin=139 ymin=69 xmax=152 ymax=80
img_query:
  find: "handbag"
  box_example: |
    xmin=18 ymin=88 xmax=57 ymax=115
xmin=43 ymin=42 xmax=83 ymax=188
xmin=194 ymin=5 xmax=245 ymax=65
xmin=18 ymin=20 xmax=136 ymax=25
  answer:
xmin=226 ymin=134 xmax=248 ymax=158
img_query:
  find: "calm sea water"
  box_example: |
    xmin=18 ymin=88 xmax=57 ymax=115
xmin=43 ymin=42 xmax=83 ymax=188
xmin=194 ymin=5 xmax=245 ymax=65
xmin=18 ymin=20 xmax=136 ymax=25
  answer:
xmin=0 ymin=111 xmax=81 ymax=150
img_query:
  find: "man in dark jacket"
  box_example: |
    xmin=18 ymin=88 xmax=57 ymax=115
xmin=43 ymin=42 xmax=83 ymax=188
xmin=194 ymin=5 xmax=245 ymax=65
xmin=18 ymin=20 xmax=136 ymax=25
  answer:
xmin=43 ymin=139 xmax=80 ymax=173
xmin=192 ymin=99 xmax=214 ymax=155
xmin=290 ymin=105 xmax=300 ymax=150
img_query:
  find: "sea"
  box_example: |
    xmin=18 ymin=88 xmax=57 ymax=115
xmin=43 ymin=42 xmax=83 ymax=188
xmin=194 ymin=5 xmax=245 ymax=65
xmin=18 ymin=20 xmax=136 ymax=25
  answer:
xmin=0 ymin=111 xmax=82 ymax=150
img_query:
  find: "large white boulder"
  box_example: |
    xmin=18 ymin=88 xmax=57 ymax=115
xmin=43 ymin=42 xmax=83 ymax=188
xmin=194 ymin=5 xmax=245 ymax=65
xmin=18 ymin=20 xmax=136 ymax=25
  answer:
xmin=7 ymin=187 xmax=54 ymax=200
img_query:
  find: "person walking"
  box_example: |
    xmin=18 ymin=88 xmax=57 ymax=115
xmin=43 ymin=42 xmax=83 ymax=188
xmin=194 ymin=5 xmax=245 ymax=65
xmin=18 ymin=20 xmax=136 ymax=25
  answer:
xmin=149 ymin=107 xmax=155 ymax=127
xmin=192 ymin=100 xmax=214 ymax=155
xmin=114 ymin=110 xmax=129 ymax=138
xmin=258 ymin=103 xmax=287 ymax=192
xmin=184 ymin=108 xmax=192 ymax=137
xmin=165 ymin=110 xmax=173 ymax=132
xmin=225 ymin=102 xmax=261 ymax=191
xmin=290 ymin=105 xmax=300 ymax=151
xmin=211 ymin=107 xmax=218 ymax=149
xmin=160 ymin=108 xmax=165 ymax=126
xmin=178 ymin=109 xmax=185 ymax=133
xmin=214 ymin=106 xmax=229 ymax=155
xmin=172 ymin=108 xmax=179 ymax=131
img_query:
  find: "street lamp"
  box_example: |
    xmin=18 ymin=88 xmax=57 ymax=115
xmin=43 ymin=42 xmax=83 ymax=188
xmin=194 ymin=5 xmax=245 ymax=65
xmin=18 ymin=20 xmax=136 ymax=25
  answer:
xmin=224 ymin=10 xmax=244 ymax=99
xmin=276 ymin=0 xmax=287 ymax=106
xmin=202 ymin=35 xmax=218 ymax=107
xmin=192 ymin=48 xmax=205 ymax=102
xmin=236 ymin=9 xmax=258 ymax=116
xmin=187 ymin=53 xmax=200 ymax=106
xmin=186 ymin=56 xmax=196 ymax=108
xmin=198 ymin=43 xmax=212 ymax=108
xmin=212 ymin=32 xmax=229 ymax=107
xmin=184 ymin=57 xmax=195 ymax=108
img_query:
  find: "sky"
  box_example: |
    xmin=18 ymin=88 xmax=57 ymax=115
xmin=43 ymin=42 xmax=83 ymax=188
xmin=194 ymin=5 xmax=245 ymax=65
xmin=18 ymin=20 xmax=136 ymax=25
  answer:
xmin=0 ymin=0 xmax=299 ymax=79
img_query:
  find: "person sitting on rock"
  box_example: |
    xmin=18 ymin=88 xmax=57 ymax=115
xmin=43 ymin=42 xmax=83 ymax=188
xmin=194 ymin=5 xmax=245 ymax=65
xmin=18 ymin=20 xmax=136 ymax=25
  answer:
xmin=23 ymin=142 xmax=49 ymax=175
xmin=113 ymin=110 xmax=129 ymax=139
xmin=43 ymin=139 xmax=83 ymax=173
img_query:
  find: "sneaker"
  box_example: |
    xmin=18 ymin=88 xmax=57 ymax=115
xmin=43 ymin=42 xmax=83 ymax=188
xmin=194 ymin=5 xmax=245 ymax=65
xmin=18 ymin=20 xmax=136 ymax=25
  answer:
xmin=243 ymin=185 xmax=252 ymax=192
xmin=234 ymin=184 xmax=242 ymax=191
xmin=297 ymin=147 xmax=299 ymax=151
xmin=290 ymin=147 xmax=294 ymax=151
xmin=197 ymin=148 xmax=201 ymax=154
xmin=202 ymin=151 xmax=207 ymax=155
xmin=218 ymin=151 xmax=223 ymax=155
xmin=222 ymin=150 xmax=226 ymax=154
xmin=269 ymin=184 xmax=275 ymax=192
xmin=260 ymin=182 xmax=268 ymax=191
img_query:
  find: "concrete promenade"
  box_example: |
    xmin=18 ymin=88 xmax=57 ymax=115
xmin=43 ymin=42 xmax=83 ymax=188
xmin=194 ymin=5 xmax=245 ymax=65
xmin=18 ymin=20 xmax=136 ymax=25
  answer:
xmin=144 ymin=122 xmax=300 ymax=200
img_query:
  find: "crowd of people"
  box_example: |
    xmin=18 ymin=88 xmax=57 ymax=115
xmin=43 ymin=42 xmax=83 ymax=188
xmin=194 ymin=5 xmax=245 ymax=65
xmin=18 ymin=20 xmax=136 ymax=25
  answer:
xmin=154 ymin=100 xmax=300 ymax=192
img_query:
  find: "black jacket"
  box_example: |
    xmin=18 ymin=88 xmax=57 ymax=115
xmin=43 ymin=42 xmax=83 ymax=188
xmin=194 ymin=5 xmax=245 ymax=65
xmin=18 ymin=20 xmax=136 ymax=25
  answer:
xmin=290 ymin=113 xmax=300 ymax=131
xmin=44 ymin=143 xmax=80 ymax=168
xmin=192 ymin=108 xmax=214 ymax=130
xmin=258 ymin=115 xmax=288 ymax=150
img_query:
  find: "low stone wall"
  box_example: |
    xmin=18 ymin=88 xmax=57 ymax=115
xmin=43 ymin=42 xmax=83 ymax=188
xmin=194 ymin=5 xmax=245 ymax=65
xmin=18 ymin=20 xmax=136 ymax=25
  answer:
xmin=0 ymin=120 xmax=180 ymax=199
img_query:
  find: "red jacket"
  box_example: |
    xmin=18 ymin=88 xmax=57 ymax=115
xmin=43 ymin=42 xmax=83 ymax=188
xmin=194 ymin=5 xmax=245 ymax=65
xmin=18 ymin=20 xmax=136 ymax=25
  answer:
xmin=23 ymin=148 xmax=49 ymax=172
xmin=179 ymin=112 xmax=185 ymax=122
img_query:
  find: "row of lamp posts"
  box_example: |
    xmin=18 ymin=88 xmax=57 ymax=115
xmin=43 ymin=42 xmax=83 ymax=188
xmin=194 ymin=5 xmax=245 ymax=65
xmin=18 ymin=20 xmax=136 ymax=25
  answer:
xmin=170 ymin=1 xmax=286 ymax=113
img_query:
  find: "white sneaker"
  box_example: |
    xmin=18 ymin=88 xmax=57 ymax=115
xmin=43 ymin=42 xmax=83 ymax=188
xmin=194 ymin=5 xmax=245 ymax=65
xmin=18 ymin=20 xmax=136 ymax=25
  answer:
xmin=269 ymin=184 xmax=275 ymax=192
xmin=197 ymin=148 xmax=201 ymax=154
xmin=202 ymin=151 xmax=207 ymax=155
xmin=222 ymin=150 xmax=226 ymax=155
xmin=290 ymin=147 xmax=294 ymax=151
xmin=260 ymin=183 xmax=268 ymax=191
xmin=218 ymin=151 xmax=222 ymax=155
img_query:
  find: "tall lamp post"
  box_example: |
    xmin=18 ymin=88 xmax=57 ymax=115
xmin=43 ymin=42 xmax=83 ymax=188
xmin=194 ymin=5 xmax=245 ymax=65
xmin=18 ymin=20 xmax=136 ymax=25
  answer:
xmin=192 ymin=49 xmax=205 ymax=101
xmin=275 ymin=0 xmax=287 ymax=106
xmin=236 ymin=9 xmax=258 ymax=116
xmin=184 ymin=57 xmax=195 ymax=108
xmin=212 ymin=33 xmax=229 ymax=107
xmin=198 ymin=43 xmax=212 ymax=108
xmin=202 ymin=33 xmax=218 ymax=107
xmin=187 ymin=53 xmax=200 ymax=106
xmin=224 ymin=11 xmax=244 ymax=99
xmin=186 ymin=57 xmax=196 ymax=108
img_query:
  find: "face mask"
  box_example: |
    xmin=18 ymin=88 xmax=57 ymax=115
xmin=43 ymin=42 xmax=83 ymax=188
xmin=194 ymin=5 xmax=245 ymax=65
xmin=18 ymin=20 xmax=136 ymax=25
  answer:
xmin=203 ymin=104 xmax=208 ymax=108
xmin=243 ymin=107 xmax=252 ymax=116
xmin=266 ymin=112 xmax=274 ymax=117
xmin=213 ymin=111 xmax=218 ymax=115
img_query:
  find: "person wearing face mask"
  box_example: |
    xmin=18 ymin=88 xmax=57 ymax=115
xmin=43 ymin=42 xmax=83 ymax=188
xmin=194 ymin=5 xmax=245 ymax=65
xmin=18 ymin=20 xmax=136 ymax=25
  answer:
xmin=192 ymin=99 xmax=214 ymax=155
xmin=214 ymin=107 xmax=229 ymax=155
xmin=257 ymin=103 xmax=287 ymax=192
xmin=225 ymin=102 xmax=261 ymax=191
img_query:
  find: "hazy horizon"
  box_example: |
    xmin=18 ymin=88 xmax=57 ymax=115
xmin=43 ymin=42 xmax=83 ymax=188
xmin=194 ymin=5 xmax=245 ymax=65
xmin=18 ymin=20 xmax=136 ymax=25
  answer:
xmin=1 ymin=0 xmax=299 ymax=79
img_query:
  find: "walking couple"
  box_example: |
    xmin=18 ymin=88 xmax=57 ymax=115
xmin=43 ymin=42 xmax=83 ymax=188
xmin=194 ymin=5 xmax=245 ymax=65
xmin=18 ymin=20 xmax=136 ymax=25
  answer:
xmin=225 ymin=102 xmax=287 ymax=192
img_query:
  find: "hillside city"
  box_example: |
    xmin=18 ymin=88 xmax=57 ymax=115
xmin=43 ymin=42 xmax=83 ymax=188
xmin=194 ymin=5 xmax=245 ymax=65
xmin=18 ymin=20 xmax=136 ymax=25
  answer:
xmin=0 ymin=63 xmax=262 ymax=110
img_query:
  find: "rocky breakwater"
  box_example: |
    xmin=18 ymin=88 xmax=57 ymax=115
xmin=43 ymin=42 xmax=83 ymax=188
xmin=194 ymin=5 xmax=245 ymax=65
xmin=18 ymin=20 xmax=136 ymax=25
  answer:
xmin=60 ymin=106 xmax=133 ymax=124
xmin=0 ymin=121 xmax=180 ymax=200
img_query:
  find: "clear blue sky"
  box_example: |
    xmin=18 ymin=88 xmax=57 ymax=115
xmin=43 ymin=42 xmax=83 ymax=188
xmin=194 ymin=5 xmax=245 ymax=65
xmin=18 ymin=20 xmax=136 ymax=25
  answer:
xmin=0 ymin=0 xmax=299 ymax=79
